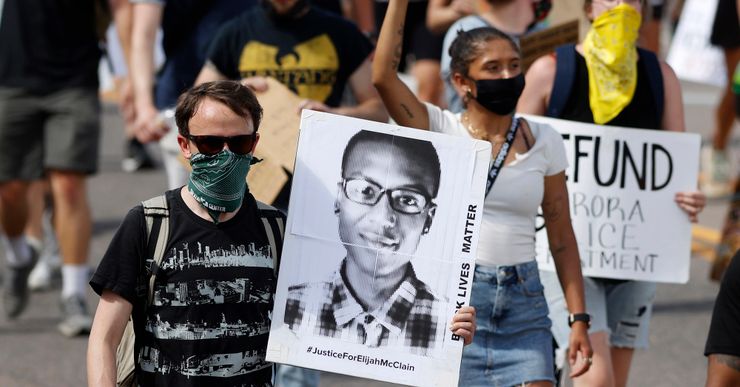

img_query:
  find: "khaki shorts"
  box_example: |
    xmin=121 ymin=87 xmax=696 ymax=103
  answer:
xmin=0 ymin=87 xmax=100 ymax=182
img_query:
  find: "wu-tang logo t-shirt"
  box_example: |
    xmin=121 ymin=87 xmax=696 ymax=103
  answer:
xmin=207 ymin=7 xmax=373 ymax=107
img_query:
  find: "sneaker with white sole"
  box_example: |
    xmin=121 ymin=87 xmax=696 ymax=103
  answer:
xmin=57 ymin=295 xmax=93 ymax=337
xmin=2 ymin=246 xmax=40 ymax=319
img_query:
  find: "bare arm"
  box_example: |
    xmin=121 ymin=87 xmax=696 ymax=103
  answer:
xmin=87 ymin=291 xmax=134 ymax=387
xmin=371 ymin=0 xmax=430 ymax=129
xmin=426 ymin=0 xmax=473 ymax=35
xmin=348 ymin=0 xmax=376 ymax=36
xmin=659 ymin=60 xmax=707 ymax=221
xmin=660 ymin=61 xmax=686 ymax=133
xmin=516 ymin=54 xmax=556 ymax=115
xmin=542 ymin=171 xmax=593 ymax=377
xmin=130 ymin=2 xmax=165 ymax=142
xmin=331 ymin=58 xmax=389 ymax=122
xmin=109 ymin=0 xmax=136 ymax=127
xmin=195 ymin=60 xmax=228 ymax=86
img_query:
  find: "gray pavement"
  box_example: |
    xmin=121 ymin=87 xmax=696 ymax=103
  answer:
xmin=0 ymin=80 xmax=738 ymax=386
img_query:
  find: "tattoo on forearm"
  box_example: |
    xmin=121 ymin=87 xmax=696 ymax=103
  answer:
xmin=390 ymin=24 xmax=404 ymax=70
xmin=716 ymin=354 xmax=740 ymax=372
xmin=400 ymin=103 xmax=414 ymax=119
xmin=542 ymin=194 xmax=565 ymax=223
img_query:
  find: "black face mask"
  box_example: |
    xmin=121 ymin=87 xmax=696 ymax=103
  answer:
xmin=469 ymin=73 xmax=526 ymax=115
xmin=261 ymin=0 xmax=309 ymax=23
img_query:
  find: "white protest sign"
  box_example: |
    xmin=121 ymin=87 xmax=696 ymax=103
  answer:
xmin=267 ymin=111 xmax=491 ymax=386
xmin=523 ymin=115 xmax=700 ymax=284
xmin=666 ymin=0 xmax=726 ymax=88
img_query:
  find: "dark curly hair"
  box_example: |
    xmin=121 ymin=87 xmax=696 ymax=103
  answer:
xmin=448 ymin=27 xmax=520 ymax=78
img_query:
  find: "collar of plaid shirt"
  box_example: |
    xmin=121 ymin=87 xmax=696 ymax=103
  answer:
xmin=332 ymin=261 xmax=428 ymax=337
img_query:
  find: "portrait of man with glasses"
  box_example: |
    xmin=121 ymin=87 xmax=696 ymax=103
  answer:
xmin=283 ymin=130 xmax=447 ymax=355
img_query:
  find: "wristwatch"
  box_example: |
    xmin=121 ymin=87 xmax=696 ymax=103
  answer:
xmin=568 ymin=313 xmax=591 ymax=328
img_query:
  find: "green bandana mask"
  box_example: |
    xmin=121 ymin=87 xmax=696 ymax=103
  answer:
xmin=187 ymin=149 xmax=252 ymax=223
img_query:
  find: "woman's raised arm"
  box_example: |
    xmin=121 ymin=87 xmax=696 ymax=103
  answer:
xmin=371 ymin=0 xmax=430 ymax=130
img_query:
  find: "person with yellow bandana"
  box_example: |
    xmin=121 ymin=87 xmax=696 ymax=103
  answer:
xmin=518 ymin=1 xmax=706 ymax=386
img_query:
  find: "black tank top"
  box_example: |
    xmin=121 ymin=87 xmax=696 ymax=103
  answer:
xmin=560 ymin=52 xmax=662 ymax=130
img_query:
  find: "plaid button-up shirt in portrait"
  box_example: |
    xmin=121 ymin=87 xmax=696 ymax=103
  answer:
xmin=284 ymin=261 xmax=446 ymax=356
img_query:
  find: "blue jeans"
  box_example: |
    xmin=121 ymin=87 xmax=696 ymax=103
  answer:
xmin=275 ymin=364 xmax=320 ymax=387
xmin=459 ymin=261 xmax=555 ymax=387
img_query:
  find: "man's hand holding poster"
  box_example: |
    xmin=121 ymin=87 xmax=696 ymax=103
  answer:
xmin=524 ymin=115 xmax=701 ymax=284
xmin=267 ymin=111 xmax=491 ymax=386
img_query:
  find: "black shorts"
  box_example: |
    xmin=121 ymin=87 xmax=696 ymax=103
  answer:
xmin=374 ymin=0 xmax=444 ymax=71
xmin=0 ymin=87 xmax=100 ymax=182
xmin=710 ymin=0 xmax=740 ymax=49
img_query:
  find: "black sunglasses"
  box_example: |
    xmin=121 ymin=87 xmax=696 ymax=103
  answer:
xmin=187 ymin=134 xmax=257 ymax=156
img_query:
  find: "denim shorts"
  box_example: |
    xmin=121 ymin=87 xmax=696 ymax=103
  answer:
xmin=459 ymin=261 xmax=555 ymax=387
xmin=541 ymin=271 xmax=656 ymax=350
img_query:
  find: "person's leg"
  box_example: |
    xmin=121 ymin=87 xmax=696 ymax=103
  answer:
xmin=714 ymin=47 xmax=740 ymax=151
xmin=706 ymin=354 xmax=740 ymax=387
xmin=610 ymin=346 xmax=635 ymax=387
xmin=604 ymin=280 xmax=657 ymax=387
xmin=572 ymin=331 xmax=615 ymax=387
xmin=0 ymin=87 xmax=45 ymax=318
xmin=24 ymin=179 xmax=46 ymax=245
xmin=43 ymin=87 xmax=99 ymax=335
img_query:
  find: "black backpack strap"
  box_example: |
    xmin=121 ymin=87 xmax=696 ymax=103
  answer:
xmin=256 ymin=201 xmax=285 ymax=279
xmin=547 ymin=44 xmax=577 ymax=118
xmin=141 ymin=194 xmax=170 ymax=307
xmin=637 ymin=47 xmax=664 ymax=126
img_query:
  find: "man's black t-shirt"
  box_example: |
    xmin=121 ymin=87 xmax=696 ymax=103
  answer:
xmin=0 ymin=0 xmax=101 ymax=92
xmin=705 ymin=250 xmax=740 ymax=358
xmin=206 ymin=6 xmax=373 ymax=107
xmin=91 ymin=189 xmax=284 ymax=387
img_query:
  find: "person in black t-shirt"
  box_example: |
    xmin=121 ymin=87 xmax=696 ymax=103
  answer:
xmin=0 ymin=0 xmax=102 ymax=336
xmin=88 ymin=81 xmax=286 ymax=387
xmin=196 ymin=0 xmax=388 ymax=124
xmin=705 ymin=249 xmax=740 ymax=387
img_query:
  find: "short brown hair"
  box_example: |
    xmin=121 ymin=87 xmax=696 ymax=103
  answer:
xmin=175 ymin=80 xmax=263 ymax=137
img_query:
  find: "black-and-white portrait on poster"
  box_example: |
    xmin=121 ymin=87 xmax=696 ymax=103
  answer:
xmin=267 ymin=111 xmax=491 ymax=386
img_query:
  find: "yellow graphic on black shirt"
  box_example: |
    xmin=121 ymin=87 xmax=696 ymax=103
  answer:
xmin=238 ymin=35 xmax=339 ymax=103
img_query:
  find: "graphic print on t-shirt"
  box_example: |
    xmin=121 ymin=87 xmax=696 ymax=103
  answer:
xmin=139 ymin=345 xmax=272 ymax=378
xmin=140 ymin=241 xmax=275 ymax=380
xmin=238 ymin=34 xmax=339 ymax=102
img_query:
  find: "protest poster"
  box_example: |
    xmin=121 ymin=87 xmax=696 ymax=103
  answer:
xmin=666 ymin=0 xmax=726 ymax=88
xmin=520 ymin=20 xmax=579 ymax=71
xmin=267 ymin=111 xmax=491 ymax=386
xmin=523 ymin=115 xmax=701 ymax=284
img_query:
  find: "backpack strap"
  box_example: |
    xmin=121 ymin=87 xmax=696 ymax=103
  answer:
xmin=637 ymin=47 xmax=664 ymax=126
xmin=546 ymin=44 xmax=577 ymax=118
xmin=256 ymin=201 xmax=285 ymax=278
xmin=141 ymin=194 xmax=170 ymax=307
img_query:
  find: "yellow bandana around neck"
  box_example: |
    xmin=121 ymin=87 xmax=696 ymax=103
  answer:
xmin=582 ymin=4 xmax=642 ymax=124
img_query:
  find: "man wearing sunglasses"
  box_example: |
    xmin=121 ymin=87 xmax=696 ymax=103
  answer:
xmin=88 ymin=81 xmax=286 ymax=387
xmin=283 ymin=130 xmax=474 ymax=356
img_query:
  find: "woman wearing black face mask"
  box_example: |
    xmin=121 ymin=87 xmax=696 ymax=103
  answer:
xmin=372 ymin=0 xmax=592 ymax=385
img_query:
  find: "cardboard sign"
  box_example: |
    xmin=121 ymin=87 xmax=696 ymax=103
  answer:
xmin=523 ymin=115 xmax=701 ymax=284
xmin=667 ymin=0 xmax=726 ymax=88
xmin=248 ymin=77 xmax=303 ymax=203
xmin=520 ymin=20 xmax=580 ymax=71
xmin=267 ymin=111 xmax=491 ymax=386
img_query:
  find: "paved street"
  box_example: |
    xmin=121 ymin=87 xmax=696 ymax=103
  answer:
xmin=0 ymin=79 xmax=737 ymax=386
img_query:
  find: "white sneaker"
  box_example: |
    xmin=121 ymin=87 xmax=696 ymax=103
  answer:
xmin=701 ymin=146 xmax=733 ymax=198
